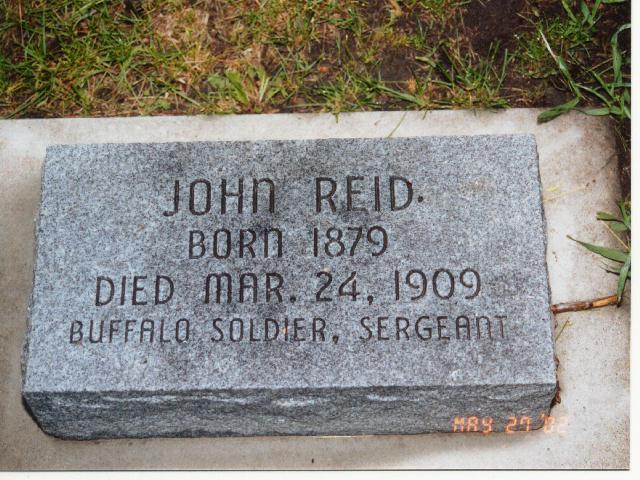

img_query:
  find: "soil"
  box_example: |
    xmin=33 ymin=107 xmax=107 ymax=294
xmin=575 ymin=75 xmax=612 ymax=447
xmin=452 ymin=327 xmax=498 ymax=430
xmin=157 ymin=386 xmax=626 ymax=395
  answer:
xmin=378 ymin=46 xmax=416 ymax=82
xmin=362 ymin=0 xmax=632 ymax=197
xmin=463 ymin=0 xmax=527 ymax=56
xmin=224 ymin=0 xmax=632 ymax=190
xmin=461 ymin=0 xmax=630 ymax=199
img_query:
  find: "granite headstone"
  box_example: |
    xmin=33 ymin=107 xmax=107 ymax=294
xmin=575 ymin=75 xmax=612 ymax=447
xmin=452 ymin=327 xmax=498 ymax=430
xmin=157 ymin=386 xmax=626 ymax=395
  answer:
xmin=22 ymin=136 xmax=556 ymax=439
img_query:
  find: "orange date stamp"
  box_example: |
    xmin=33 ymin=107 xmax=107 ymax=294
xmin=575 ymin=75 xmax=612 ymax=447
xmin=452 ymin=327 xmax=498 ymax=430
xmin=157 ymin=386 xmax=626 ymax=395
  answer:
xmin=452 ymin=414 xmax=569 ymax=434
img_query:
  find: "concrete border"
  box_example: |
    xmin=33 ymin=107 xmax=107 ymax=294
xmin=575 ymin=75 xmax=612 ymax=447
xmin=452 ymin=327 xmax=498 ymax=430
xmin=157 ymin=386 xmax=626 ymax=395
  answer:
xmin=0 ymin=109 xmax=629 ymax=468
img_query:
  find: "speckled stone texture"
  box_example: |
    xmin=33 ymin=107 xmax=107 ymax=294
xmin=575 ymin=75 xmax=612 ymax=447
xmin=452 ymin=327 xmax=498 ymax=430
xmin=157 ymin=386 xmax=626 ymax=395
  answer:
xmin=23 ymin=136 xmax=556 ymax=439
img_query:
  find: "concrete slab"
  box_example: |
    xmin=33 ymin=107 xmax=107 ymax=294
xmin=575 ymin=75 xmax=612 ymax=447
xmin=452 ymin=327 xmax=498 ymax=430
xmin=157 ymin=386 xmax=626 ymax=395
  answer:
xmin=0 ymin=110 xmax=629 ymax=469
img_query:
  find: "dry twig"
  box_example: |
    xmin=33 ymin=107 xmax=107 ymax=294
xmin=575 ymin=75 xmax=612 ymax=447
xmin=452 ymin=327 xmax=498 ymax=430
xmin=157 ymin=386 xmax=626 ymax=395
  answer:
xmin=551 ymin=294 xmax=618 ymax=314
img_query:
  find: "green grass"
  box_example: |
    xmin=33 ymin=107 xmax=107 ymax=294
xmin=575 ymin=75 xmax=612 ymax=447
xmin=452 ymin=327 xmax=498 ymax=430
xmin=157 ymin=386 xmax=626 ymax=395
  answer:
xmin=569 ymin=201 xmax=631 ymax=304
xmin=0 ymin=0 xmax=630 ymax=118
xmin=514 ymin=0 xmax=630 ymax=122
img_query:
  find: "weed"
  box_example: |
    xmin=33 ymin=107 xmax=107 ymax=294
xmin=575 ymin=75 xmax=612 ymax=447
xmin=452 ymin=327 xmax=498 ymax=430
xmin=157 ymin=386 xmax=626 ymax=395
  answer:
xmin=569 ymin=200 xmax=631 ymax=304
xmin=417 ymin=41 xmax=510 ymax=108
xmin=523 ymin=0 xmax=631 ymax=122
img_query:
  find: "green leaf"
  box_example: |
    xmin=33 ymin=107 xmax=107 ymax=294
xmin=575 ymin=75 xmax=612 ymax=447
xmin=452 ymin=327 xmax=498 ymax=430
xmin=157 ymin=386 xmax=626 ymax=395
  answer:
xmin=375 ymin=85 xmax=424 ymax=107
xmin=568 ymin=236 xmax=629 ymax=263
xmin=616 ymin=254 xmax=631 ymax=304
xmin=538 ymin=97 xmax=580 ymax=123
xmin=585 ymin=107 xmax=611 ymax=116
xmin=561 ymin=0 xmax=577 ymax=22
xmin=609 ymin=222 xmax=630 ymax=232
xmin=580 ymin=0 xmax=596 ymax=26
xmin=597 ymin=211 xmax=629 ymax=232
xmin=596 ymin=211 xmax=620 ymax=221
xmin=618 ymin=201 xmax=631 ymax=229
xmin=611 ymin=23 xmax=630 ymax=84
xmin=590 ymin=0 xmax=603 ymax=21
xmin=609 ymin=105 xmax=623 ymax=116
xmin=207 ymin=74 xmax=226 ymax=90
xmin=415 ymin=56 xmax=435 ymax=67
xmin=556 ymin=55 xmax=573 ymax=84
xmin=225 ymin=70 xmax=249 ymax=106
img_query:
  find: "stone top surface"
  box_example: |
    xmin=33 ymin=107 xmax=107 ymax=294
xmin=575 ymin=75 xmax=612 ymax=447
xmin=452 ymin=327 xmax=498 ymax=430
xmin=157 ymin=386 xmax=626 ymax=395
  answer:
xmin=23 ymin=135 xmax=555 ymax=394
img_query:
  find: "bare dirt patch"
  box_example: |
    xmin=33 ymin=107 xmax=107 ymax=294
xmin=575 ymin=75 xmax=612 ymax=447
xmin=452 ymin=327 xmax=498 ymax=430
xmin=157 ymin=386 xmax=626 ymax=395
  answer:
xmin=463 ymin=0 xmax=527 ymax=55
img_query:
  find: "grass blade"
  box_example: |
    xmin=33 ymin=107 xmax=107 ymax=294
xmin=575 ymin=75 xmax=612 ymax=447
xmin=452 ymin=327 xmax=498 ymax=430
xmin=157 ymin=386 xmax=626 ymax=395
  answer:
xmin=584 ymin=107 xmax=611 ymax=116
xmin=596 ymin=211 xmax=621 ymax=222
xmin=568 ymin=235 xmax=629 ymax=262
xmin=375 ymin=85 xmax=424 ymax=107
xmin=611 ymin=23 xmax=630 ymax=84
xmin=538 ymin=97 xmax=579 ymax=123
xmin=618 ymin=201 xmax=631 ymax=229
xmin=616 ymin=254 xmax=630 ymax=304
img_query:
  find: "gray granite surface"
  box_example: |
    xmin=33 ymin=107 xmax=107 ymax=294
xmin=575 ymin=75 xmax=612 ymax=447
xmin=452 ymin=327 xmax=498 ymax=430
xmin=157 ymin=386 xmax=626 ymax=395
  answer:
xmin=22 ymin=136 xmax=556 ymax=438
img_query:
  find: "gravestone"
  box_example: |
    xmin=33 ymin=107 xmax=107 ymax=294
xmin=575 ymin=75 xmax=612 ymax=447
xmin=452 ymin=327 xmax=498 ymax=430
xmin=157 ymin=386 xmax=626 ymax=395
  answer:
xmin=22 ymin=136 xmax=556 ymax=439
